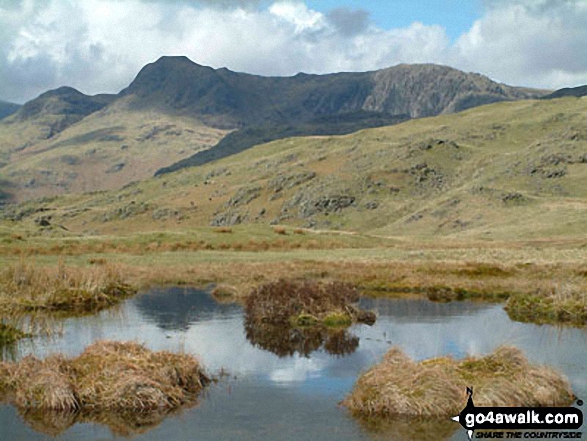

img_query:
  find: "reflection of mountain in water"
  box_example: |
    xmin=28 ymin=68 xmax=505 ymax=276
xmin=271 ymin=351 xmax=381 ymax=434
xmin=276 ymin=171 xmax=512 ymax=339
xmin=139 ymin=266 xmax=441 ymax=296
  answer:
xmin=133 ymin=287 xmax=241 ymax=331
xmin=359 ymin=298 xmax=493 ymax=323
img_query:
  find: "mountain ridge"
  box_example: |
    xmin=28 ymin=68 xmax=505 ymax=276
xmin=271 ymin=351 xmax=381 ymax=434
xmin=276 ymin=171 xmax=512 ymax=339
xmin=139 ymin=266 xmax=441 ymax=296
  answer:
xmin=0 ymin=56 xmax=549 ymax=201
xmin=121 ymin=57 xmax=544 ymax=128
xmin=543 ymin=85 xmax=587 ymax=99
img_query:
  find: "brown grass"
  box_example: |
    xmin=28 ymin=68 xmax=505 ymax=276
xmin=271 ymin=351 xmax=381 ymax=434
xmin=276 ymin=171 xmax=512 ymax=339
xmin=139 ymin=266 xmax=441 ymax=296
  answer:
xmin=0 ymin=340 xmax=209 ymax=414
xmin=273 ymin=226 xmax=287 ymax=235
xmin=210 ymin=284 xmax=240 ymax=302
xmin=342 ymin=346 xmax=574 ymax=418
xmin=505 ymin=279 xmax=587 ymax=325
xmin=0 ymin=260 xmax=136 ymax=313
xmin=244 ymin=279 xmax=373 ymax=326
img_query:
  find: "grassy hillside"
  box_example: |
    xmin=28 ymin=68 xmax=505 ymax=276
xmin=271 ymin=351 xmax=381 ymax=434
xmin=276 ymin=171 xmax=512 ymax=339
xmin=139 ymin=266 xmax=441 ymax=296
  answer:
xmin=0 ymin=58 xmax=548 ymax=202
xmin=2 ymin=97 xmax=586 ymax=242
xmin=0 ymin=98 xmax=227 ymax=201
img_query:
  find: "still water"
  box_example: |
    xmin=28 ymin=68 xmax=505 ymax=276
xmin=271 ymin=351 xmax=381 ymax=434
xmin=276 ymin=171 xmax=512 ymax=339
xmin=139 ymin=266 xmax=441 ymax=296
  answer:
xmin=1 ymin=287 xmax=585 ymax=440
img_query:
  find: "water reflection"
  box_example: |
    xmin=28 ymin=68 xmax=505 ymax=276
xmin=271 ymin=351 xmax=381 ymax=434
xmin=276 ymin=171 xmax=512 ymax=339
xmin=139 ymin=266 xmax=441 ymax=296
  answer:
xmin=244 ymin=320 xmax=360 ymax=357
xmin=134 ymin=286 xmax=240 ymax=331
xmin=356 ymin=416 xmax=459 ymax=441
xmin=16 ymin=406 xmax=201 ymax=438
xmin=0 ymin=288 xmax=585 ymax=441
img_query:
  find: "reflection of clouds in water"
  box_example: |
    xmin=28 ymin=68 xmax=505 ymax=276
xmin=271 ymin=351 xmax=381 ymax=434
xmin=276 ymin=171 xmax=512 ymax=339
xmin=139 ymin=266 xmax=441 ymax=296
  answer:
xmin=3 ymin=290 xmax=587 ymax=440
xmin=269 ymin=357 xmax=323 ymax=384
xmin=8 ymin=292 xmax=587 ymax=396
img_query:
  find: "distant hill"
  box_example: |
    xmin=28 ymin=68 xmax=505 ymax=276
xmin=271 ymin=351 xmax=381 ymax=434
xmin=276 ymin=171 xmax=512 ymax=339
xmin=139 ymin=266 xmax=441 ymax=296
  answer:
xmin=5 ymin=97 xmax=587 ymax=242
xmin=0 ymin=56 xmax=547 ymax=200
xmin=3 ymin=87 xmax=116 ymax=141
xmin=543 ymin=85 xmax=587 ymax=99
xmin=0 ymin=101 xmax=20 ymax=120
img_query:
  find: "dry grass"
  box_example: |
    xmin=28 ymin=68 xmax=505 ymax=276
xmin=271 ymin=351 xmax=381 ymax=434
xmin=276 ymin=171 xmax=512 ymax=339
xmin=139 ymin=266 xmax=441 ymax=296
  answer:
xmin=342 ymin=346 xmax=574 ymax=418
xmin=0 ymin=259 xmax=135 ymax=313
xmin=505 ymin=278 xmax=587 ymax=325
xmin=0 ymin=340 xmax=209 ymax=414
xmin=210 ymin=284 xmax=240 ymax=302
xmin=1 ymin=241 xmax=586 ymax=326
xmin=244 ymin=279 xmax=374 ymax=326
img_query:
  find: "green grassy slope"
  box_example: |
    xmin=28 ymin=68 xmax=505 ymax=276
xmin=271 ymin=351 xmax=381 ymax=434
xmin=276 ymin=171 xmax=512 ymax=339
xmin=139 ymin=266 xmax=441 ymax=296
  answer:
xmin=3 ymin=97 xmax=586 ymax=241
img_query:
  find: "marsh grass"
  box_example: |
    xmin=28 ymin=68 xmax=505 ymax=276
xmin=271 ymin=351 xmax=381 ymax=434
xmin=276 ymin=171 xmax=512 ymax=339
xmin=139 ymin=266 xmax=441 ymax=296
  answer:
xmin=0 ymin=340 xmax=210 ymax=415
xmin=244 ymin=279 xmax=374 ymax=326
xmin=210 ymin=284 xmax=240 ymax=302
xmin=0 ymin=322 xmax=28 ymax=346
xmin=505 ymin=279 xmax=587 ymax=325
xmin=342 ymin=346 xmax=574 ymax=418
xmin=0 ymin=259 xmax=135 ymax=313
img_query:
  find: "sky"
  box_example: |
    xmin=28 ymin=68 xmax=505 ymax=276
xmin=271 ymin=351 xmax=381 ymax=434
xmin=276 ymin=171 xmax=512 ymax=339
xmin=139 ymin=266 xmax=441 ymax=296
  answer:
xmin=1 ymin=0 xmax=587 ymax=103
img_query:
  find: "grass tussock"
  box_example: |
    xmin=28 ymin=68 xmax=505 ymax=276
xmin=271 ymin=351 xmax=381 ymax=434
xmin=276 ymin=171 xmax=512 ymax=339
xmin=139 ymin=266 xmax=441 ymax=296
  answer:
xmin=0 ymin=340 xmax=210 ymax=414
xmin=273 ymin=226 xmax=287 ymax=235
xmin=0 ymin=260 xmax=136 ymax=313
xmin=244 ymin=279 xmax=375 ymax=327
xmin=505 ymin=280 xmax=587 ymax=325
xmin=210 ymin=284 xmax=240 ymax=302
xmin=342 ymin=346 xmax=574 ymax=418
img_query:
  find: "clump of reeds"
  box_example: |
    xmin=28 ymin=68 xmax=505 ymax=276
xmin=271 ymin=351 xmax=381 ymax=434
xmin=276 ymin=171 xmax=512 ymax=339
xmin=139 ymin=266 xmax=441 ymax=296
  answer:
xmin=505 ymin=280 xmax=587 ymax=325
xmin=244 ymin=279 xmax=375 ymax=327
xmin=0 ymin=340 xmax=210 ymax=415
xmin=0 ymin=260 xmax=136 ymax=314
xmin=0 ymin=322 xmax=28 ymax=345
xmin=342 ymin=346 xmax=574 ymax=418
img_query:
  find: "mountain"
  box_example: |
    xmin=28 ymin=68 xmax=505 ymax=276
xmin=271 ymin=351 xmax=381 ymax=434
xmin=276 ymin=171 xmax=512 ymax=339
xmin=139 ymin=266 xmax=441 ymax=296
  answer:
xmin=123 ymin=57 xmax=542 ymax=127
xmin=0 ymin=56 xmax=547 ymax=201
xmin=6 ymin=97 xmax=586 ymax=241
xmin=543 ymin=85 xmax=587 ymax=99
xmin=0 ymin=98 xmax=227 ymax=202
xmin=0 ymin=87 xmax=117 ymax=160
xmin=119 ymin=56 xmax=544 ymax=174
xmin=0 ymin=101 xmax=20 ymax=120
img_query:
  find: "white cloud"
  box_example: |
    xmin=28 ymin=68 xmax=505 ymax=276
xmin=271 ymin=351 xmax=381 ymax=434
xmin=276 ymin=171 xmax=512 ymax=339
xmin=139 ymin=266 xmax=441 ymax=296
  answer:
xmin=1 ymin=0 xmax=587 ymax=103
xmin=451 ymin=0 xmax=587 ymax=89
